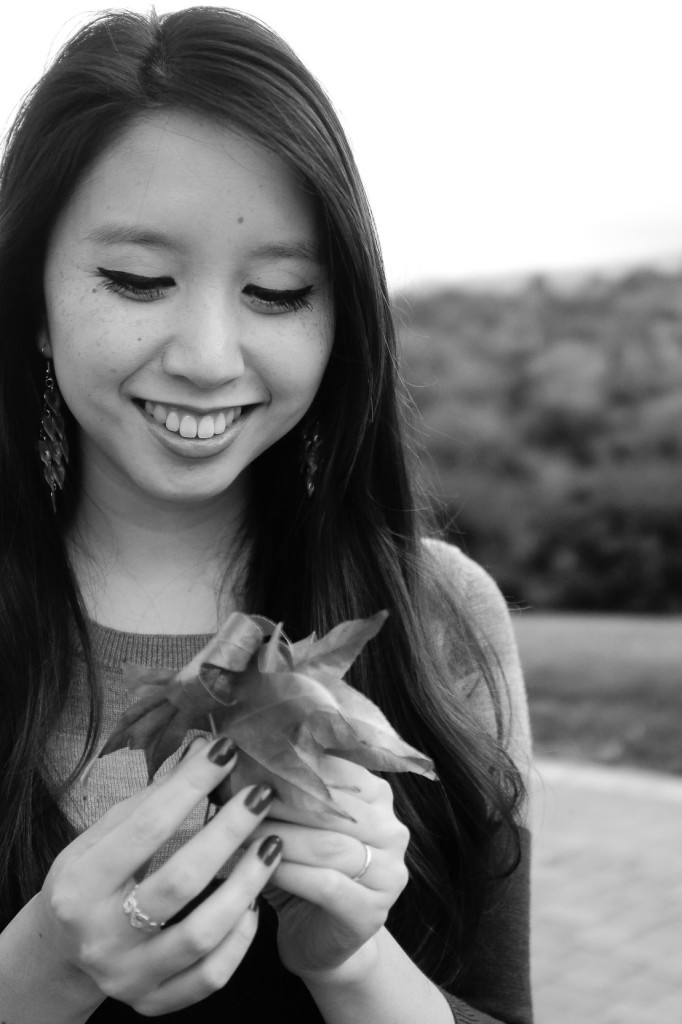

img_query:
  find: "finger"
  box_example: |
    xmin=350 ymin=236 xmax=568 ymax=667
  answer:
xmin=247 ymin=821 xmax=374 ymax=882
xmin=261 ymin=790 xmax=405 ymax=863
xmin=137 ymin=783 xmax=276 ymax=924
xmin=121 ymin=835 xmax=283 ymax=991
xmin=86 ymin=736 xmax=238 ymax=888
xmin=267 ymin=861 xmax=386 ymax=931
xmin=71 ymin=737 xmax=208 ymax=857
xmin=64 ymin=785 xmax=156 ymax=858
xmin=263 ymin=760 xmax=395 ymax=831
xmin=126 ymin=906 xmax=259 ymax=1016
xmin=316 ymin=755 xmax=388 ymax=799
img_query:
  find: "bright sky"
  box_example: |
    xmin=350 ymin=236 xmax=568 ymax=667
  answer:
xmin=2 ymin=0 xmax=681 ymax=289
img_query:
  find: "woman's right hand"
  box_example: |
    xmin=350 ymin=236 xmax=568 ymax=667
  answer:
xmin=33 ymin=735 xmax=282 ymax=1017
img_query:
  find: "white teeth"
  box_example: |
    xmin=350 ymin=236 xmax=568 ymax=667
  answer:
xmin=197 ymin=415 xmax=215 ymax=439
xmin=179 ymin=415 xmax=198 ymax=438
xmin=141 ymin=400 xmax=245 ymax=438
xmin=165 ymin=410 xmax=180 ymax=432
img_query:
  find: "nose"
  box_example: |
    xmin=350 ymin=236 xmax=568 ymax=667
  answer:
xmin=161 ymin=288 xmax=245 ymax=388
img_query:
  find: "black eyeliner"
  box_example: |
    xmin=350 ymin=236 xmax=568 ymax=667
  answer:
xmin=97 ymin=267 xmax=175 ymax=287
xmin=242 ymin=283 xmax=314 ymax=312
xmin=245 ymin=284 xmax=312 ymax=300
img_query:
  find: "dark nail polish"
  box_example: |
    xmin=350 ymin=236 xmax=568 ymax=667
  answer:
xmin=257 ymin=835 xmax=282 ymax=866
xmin=245 ymin=784 xmax=274 ymax=814
xmin=207 ymin=736 xmax=237 ymax=766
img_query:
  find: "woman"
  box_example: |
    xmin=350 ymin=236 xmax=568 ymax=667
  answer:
xmin=0 ymin=8 xmax=533 ymax=1023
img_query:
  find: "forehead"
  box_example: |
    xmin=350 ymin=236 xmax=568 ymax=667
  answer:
xmin=49 ymin=110 xmax=321 ymax=258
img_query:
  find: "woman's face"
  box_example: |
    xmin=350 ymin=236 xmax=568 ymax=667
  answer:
xmin=40 ymin=110 xmax=333 ymax=510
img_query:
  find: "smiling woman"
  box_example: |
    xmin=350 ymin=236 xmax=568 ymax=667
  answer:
xmin=40 ymin=112 xmax=332 ymax=515
xmin=0 ymin=8 xmax=532 ymax=1024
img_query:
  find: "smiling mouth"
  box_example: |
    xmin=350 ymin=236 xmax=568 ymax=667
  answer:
xmin=136 ymin=399 xmax=247 ymax=439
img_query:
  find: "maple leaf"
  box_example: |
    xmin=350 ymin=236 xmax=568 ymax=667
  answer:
xmin=98 ymin=610 xmax=437 ymax=817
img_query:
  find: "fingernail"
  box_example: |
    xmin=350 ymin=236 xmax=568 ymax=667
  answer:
xmin=248 ymin=898 xmax=259 ymax=912
xmin=257 ymin=835 xmax=282 ymax=866
xmin=207 ymin=736 xmax=237 ymax=766
xmin=245 ymin=784 xmax=274 ymax=814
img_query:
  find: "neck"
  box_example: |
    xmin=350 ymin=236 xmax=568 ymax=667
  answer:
xmin=67 ymin=472 xmax=249 ymax=635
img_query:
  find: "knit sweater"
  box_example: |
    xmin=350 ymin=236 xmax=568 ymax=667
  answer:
xmin=48 ymin=540 xmax=534 ymax=1023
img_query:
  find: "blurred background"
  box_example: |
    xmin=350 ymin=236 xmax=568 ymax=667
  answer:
xmin=3 ymin=2 xmax=680 ymax=1020
xmin=399 ymin=269 xmax=682 ymax=772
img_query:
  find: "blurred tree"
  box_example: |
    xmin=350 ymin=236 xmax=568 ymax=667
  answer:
xmin=397 ymin=266 xmax=682 ymax=611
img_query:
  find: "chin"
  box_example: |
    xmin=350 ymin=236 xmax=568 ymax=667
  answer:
xmin=138 ymin=466 xmax=250 ymax=506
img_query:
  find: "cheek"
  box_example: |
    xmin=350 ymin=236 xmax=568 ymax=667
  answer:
xmin=264 ymin=317 xmax=333 ymax=400
xmin=55 ymin=328 xmax=122 ymax=394
xmin=50 ymin=292 xmax=148 ymax=379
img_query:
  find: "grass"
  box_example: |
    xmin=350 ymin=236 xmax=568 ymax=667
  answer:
xmin=512 ymin=613 xmax=682 ymax=776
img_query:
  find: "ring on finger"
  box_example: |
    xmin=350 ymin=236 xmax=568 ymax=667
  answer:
xmin=350 ymin=842 xmax=373 ymax=883
xmin=122 ymin=884 xmax=165 ymax=933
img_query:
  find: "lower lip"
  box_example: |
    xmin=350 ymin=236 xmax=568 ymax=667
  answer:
xmin=136 ymin=403 xmax=253 ymax=460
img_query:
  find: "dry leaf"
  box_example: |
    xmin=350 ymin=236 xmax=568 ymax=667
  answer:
xmin=98 ymin=610 xmax=437 ymax=817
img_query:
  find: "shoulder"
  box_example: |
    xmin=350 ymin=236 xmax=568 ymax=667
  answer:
xmin=422 ymin=537 xmax=512 ymax=623
xmin=421 ymin=538 xmax=533 ymax=777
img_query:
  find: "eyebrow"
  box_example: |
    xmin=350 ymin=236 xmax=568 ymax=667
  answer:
xmin=249 ymin=241 xmax=321 ymax=263
xmin=84 ymin=226 xmax=187 ymax=251
xmin=85 ymin=226 xmax=321 ymax=263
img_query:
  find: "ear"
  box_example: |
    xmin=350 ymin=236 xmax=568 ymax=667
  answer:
xmin=37 ymin=322 xmax=52 ymax=359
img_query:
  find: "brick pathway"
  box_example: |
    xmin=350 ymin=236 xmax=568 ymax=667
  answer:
xmin=531 ymin=759 xmax=682 ymax=1024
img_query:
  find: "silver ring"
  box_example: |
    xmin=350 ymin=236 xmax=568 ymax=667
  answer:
xmin=350 ymin=842 xmax=373 ymax=882
xmin=122 ymin=884 xmax=165 ymax=933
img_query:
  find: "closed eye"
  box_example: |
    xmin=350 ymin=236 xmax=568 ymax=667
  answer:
xmin=243 ymin=284 xmax=313 ymax=314
xmin=97 ymin=268 xmax=175 ymax=300
xmin=96 ymin=270 xmax=314 ymax=312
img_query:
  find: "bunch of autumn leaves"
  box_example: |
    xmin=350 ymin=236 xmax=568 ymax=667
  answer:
xmin=100 ymin=611 xmax=437 ymax=818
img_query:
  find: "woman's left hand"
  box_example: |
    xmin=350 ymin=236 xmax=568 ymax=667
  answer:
xmin=249 ymin=755 xmax=410 ymax=980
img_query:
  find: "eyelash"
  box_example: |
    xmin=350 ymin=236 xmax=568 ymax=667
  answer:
xmin=242 ymin=284 xmax=313 ymax=313
xmin=98 ymin=269 xmax=172 ymax=301
xmin=97 ymin=269 xmax=314 ymax=312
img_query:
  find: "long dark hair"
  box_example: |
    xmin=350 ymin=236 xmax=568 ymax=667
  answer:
xmin=0 ymin=8 xmax=523 ymax=984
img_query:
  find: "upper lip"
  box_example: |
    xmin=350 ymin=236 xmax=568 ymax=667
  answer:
xmin=135 ymin=398 xmax=253 ymax=415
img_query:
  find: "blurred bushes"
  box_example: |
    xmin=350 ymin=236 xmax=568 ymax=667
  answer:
xmin=396 ymin=267 xmax=682 ymax=611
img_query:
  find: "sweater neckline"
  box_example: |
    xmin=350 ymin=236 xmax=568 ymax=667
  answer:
xmin=86 ymin=618 xmax=214 ymax=671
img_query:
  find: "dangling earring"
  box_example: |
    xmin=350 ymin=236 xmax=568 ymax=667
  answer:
xmin=38 ymin=359 xmax=69 ymax=513
xmin=301 ymin=421 xmax=322 ymax=497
